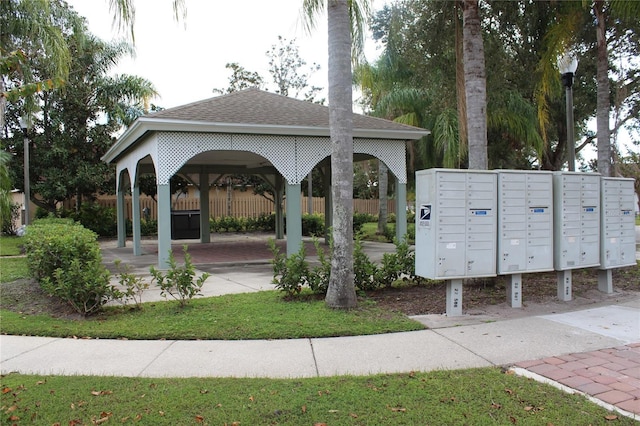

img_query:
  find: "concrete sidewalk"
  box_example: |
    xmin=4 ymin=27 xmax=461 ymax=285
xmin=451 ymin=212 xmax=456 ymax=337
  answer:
xmin=2 ymin=298 xmax=638 ymax=379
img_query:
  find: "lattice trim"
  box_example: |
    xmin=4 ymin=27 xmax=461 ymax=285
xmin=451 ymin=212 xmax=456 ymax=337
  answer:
xmin=157 ymin=132 xmax=232 ymax=184
xmin=354 ymin=138 xmax=407 ymax=183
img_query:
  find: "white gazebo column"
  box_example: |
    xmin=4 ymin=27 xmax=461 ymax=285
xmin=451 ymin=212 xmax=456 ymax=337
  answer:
xmin=131 ymin=183 xmax=142 ymax=255
xmin=285 ymin=182 xmax=302 ymax=256
xmin=199 ymin=172 xmax=210 ymax=243
xmin=395 ymin=179 xmax=407 ymax=241
xmin=157 ymin=183 xmax=172 ymax=268
xmin=116 ymin=179 xmax=126 ymax=248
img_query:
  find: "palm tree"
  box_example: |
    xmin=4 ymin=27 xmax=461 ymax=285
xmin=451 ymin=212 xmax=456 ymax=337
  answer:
xmin=0 ymin=0 xmax=76 ymax=128
xmin=303 ymin=0 xmax=370 ymax=309
xmin=461 ymin=0 xmax=488 ymax=170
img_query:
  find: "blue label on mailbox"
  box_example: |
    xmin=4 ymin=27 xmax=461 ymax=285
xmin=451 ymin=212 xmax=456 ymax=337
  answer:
xmin=471 ymin=210 xmax=488 ymax=216
xmin=532 ymin=208 xmax=546 ymax=213
xmin=584 ymin=207 xmax=595 ymax=213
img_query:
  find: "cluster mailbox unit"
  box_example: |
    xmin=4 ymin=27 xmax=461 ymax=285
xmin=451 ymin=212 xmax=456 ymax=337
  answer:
xmin=599 ymin=177 xmax=637 ymax=291
xmin=553 ymin=172 xmax=601 ymax=300
xmin=497 ymin=170 xmax=554 ymax=308
xmin=415 ymin=169 xmax=497 ymax=316
xmin=415 ymin=168 xmax=635 ymax=317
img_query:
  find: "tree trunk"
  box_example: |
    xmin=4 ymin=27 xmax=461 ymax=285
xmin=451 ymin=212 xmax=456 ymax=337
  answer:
xmin=325 ymin=0 xmax=356 ymax=309
xmin=455 ymin=1 xmax=467 ymax=165
xmin=595 ymin=1 xmax=611 ymax=177
xmin=377 ymin=160 xmax=388 ymax=234
xmin=462 ymin=0 xmax=488 ymax=170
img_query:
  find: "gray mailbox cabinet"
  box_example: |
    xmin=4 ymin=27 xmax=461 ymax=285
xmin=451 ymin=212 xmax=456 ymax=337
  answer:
xmin=600 ymin=177 xmax=636 ymax=269
xmin=497 ymin=170 xmax=554 ymax=274
xmin=553 ymin=172 xmax=601 ymax=270
xmin=415 ymin=169 xmax=497 ymax=280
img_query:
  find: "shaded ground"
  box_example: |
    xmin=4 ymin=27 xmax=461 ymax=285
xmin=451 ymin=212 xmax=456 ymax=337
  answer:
xmin=366 ymin=265 xmax=640 ymax=318
xmin=2 ymin=265 xmax=638 ymax=321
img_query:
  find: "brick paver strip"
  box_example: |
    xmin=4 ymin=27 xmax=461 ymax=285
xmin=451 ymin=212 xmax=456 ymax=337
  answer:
xmin=544 ymin=368 xmax=575 ymax=381
xmin=559 ymin=375 xmax=594 ymax=388
xmin=589 ymin=366 xmax=627 ymax=379
xmin=558 ymin=360 xmax=588 ymax=371
xmin=577 ymin=356 xmax=609 ymax=367
xmin=542 ymin=357 xmax=566 ymax=365
xmin=577 ymin=382 xmax=613 ymax=395
xmin=515 ymin=359 xmax=544 ymax=369
xmin=528 ymin=363 xmax=562 ymax=375
xmin=617 ymin=399 xmax=640 ymax=415
xmin=596 ymin=389 xmax=634 ymax=405
xmin=592 ymin=374 xmax=620 ymax=385
xmin=610 ymin=381 xmax=637 ymax=393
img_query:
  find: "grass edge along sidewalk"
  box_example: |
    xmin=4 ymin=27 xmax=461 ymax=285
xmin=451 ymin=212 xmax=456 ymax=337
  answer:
xmin=2 ymin=368 xmax=634 ymax=425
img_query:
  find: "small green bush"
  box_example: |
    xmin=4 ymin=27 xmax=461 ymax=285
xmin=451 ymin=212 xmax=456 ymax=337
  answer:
xmin=24 ymin=218 xmax=102 ymax=282
xmin=268 ymin=239 xmax=309 ymax=296
xmin=65 ymin=202 xmax=117 ymax=237
xmin=150 ymin=246 xmax=210 ymax=307
xmin=354 ymin=236 xmax=379 ymax=291
xmin=309 ymin=236 xmax=331 ymax=294
xmin=302 ymin=213 xmax=324 ymax=236
xmin=111 ymin=259 xmax=150 ymax=309
xmin=353 ymin=213 xmax=375 ymax=234
xmin=24 ymin=219 xmax=114 ymax=316
xmin=41 ymin=257 xmax=112 ymax=316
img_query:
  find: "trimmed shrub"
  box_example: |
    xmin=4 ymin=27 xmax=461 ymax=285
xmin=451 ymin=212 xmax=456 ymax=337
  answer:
xmin=24 ymin=218 xmax=100 ymax=282
xmin=302 ymin=213 xmax=324 ymax=236
xmin=24 ymin=218 xmax=114 ymax=316
xmin=353 ymin=213 xmax=375 ymax=234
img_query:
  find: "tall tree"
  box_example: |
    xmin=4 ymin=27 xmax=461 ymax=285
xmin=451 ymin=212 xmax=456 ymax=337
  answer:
xmin=594 ymin=1 xmax=611 ymax=176
xmin=212 ymin=62 xmax=265 ymax=95
xmin=0 ymin=0 xmax=79 ymax=129
xmin=304 ymin=0 xmax=370 ymax=309
xmin=3 ymin=4 xmax=157 ymax=212
xmin=461 ymin=0 xmax=488 ymax=170
xmin=267 ymin=36 xmax=323 ymax=103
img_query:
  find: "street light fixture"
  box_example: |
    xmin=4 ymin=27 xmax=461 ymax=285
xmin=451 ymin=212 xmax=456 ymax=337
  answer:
xmin=18 ymin=116 xmax=31 ymax=225
xmin=557 ymin=51 xmax=579 ymax=171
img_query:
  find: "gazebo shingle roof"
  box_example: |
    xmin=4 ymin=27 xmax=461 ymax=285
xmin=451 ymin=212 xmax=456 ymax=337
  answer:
xmin=149 ymin=87 xmax=424 ymax=132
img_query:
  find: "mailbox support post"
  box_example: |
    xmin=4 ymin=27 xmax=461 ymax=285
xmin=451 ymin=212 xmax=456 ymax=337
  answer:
xmin=557 ymin=270 xmax=572 ymax=301
xmin=446 ymin=279 xmax=463 ymax=316
xmin=506 ymin=274 xmax=522 ymax=308
xmin=597 ymin=269 xmax=613 ymax=293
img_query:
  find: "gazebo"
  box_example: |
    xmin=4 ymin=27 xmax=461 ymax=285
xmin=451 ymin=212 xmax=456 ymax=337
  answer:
xmin=102 ymin=88 xmax=430 ymax=268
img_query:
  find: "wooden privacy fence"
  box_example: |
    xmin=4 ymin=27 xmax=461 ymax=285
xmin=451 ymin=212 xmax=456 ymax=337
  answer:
xmin=92 ymin=194 xmax=396 ymax=221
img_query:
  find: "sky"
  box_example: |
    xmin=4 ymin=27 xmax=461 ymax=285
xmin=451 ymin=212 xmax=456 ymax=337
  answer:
xmin=66 ymin=0 xmax=385 ymax=109
xmin=65 ymin=0 xmax=635 ymax=163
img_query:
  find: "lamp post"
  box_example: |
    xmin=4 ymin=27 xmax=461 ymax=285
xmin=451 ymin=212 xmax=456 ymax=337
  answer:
xmin=557 ymin=52 xmax=578 ymax=171
xmin=19 ymin=116 xmax=31 ymax=225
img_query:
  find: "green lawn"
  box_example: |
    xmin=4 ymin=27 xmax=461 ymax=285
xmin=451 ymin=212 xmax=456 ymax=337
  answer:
xmin=0 ymin=235 xmax=24 ymax=256
xmin=0 ymin=289 xmax=424 ymax=340
xmin=2 ymin=369 xmax=632 ymax=425
xmin=0 ymin=256 xmax=29 ymax=283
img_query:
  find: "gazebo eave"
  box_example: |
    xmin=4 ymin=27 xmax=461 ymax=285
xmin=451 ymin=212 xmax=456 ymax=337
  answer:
xmin=101 ymin=117 xmax=430 ymax=164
